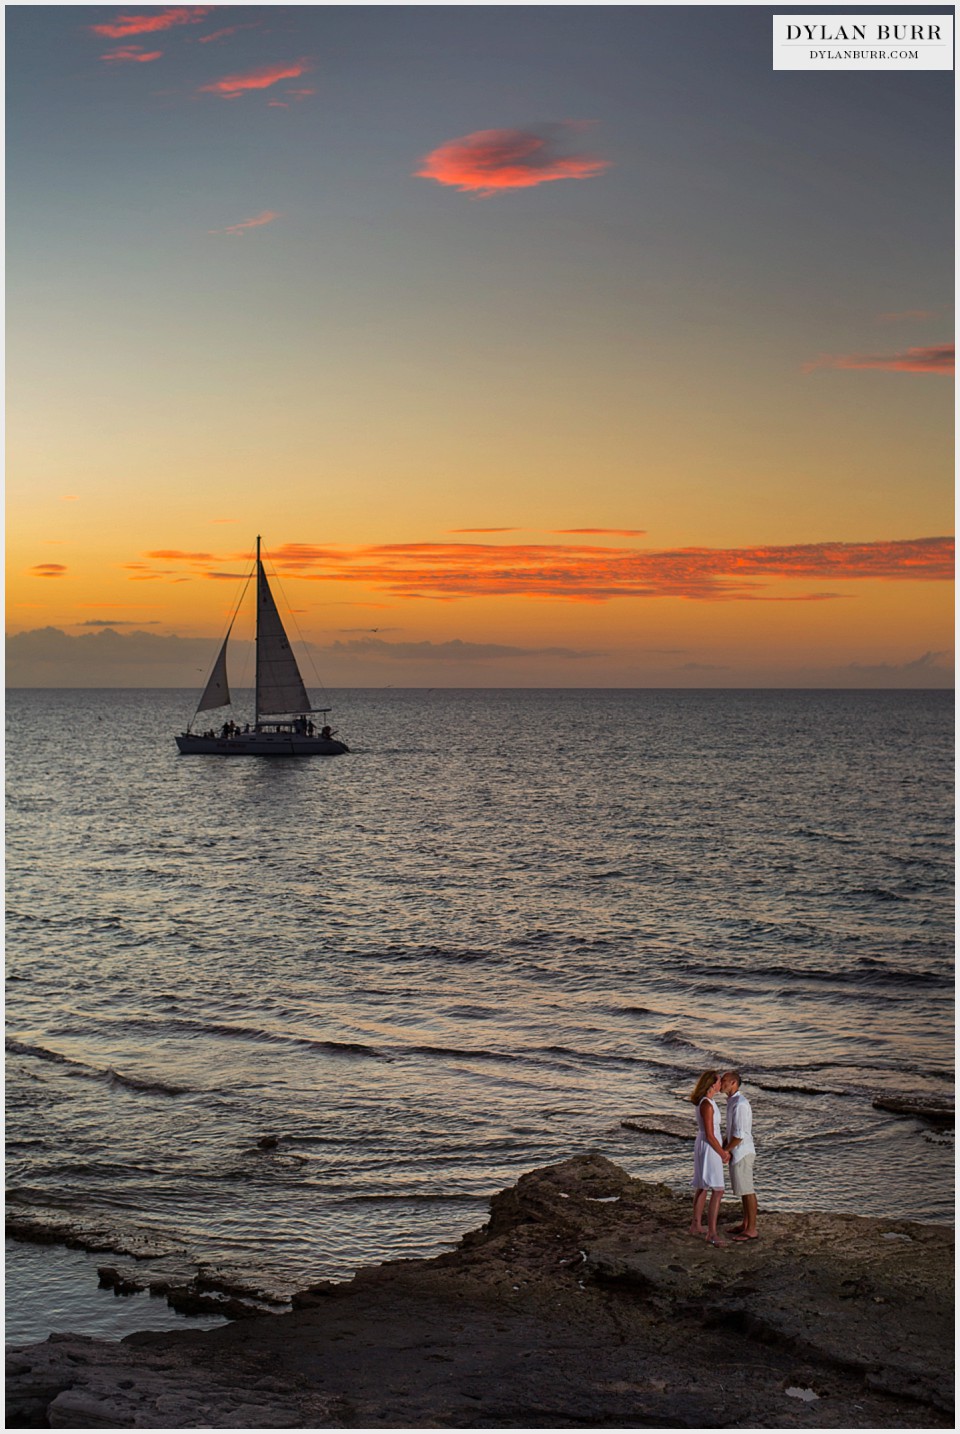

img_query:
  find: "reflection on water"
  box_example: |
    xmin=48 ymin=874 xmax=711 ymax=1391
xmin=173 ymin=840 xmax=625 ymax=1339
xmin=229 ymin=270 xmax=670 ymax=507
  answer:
xmin=6 ymin=689 xmax=954 ymax=1332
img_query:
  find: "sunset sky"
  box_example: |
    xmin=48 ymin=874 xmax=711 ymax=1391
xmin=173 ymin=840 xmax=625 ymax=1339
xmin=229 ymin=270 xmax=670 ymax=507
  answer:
xmin=6 ymin=4 xmax=954 ymax=687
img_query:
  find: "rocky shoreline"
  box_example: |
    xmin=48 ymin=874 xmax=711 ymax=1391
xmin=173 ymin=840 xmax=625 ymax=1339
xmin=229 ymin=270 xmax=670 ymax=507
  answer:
xmin=6 ymin=1153 xmax=954 ymax=1428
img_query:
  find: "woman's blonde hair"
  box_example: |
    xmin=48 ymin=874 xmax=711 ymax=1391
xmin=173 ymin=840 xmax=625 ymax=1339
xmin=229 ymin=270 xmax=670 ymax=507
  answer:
xmin=689 ymin=1069 xmax=719 ymax=1104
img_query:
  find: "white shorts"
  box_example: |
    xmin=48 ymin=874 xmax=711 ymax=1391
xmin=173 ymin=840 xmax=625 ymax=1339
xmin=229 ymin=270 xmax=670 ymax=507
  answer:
xmin=730 ymin=1154 xmax=755 ymax=1196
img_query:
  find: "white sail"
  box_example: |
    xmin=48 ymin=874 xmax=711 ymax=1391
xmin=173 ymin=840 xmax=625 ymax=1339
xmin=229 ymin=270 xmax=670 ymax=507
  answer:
xmin=256 ymin=561 xmax=311 ymax=716
xmin=196 ymin=633 xmax=231 ymax=712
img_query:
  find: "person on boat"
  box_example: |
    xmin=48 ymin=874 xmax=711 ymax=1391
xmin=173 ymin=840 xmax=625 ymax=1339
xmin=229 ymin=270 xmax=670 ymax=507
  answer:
xmin=220 ymin=722 xmax=230 ymax=738
xmin=306 ymin=720 xmax=316 ymax=736
xmin=688 ymin=1070 xmax=730 ymax=1247
xmin=320 ymin=725 xmax=335 ymax=740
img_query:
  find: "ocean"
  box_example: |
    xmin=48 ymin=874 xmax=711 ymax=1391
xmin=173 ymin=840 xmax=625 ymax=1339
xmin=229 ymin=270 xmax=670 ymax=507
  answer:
xmin=5 ymin=688 xmax=954 ymax=1345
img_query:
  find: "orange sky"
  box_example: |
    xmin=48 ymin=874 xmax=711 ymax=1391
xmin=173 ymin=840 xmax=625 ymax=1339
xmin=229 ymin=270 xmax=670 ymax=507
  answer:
xmin=5 ymin=5 xmax=954 ymax=686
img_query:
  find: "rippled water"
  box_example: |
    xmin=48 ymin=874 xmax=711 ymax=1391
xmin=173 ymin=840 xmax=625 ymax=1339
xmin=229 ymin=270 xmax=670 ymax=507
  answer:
xmin=6 ymin=688 xmax=954 ymax=1338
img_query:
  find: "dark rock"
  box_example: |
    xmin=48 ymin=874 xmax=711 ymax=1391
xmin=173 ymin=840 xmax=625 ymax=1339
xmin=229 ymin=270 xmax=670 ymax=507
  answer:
xmin=6 ymin=1155 xmax=954 ymax=1428
xmin=872 ymin=1096 xmax=955 ymax=1126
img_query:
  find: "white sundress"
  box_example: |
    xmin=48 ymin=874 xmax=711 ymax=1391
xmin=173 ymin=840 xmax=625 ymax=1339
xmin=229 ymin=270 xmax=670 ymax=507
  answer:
xmin=691 ymin=1097 xmax=725 ymax=1191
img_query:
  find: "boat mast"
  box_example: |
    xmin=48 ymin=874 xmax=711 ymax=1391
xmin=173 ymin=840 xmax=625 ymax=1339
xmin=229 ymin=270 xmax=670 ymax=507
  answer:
xmin=255 ymin=535 xmax=261 ymax=730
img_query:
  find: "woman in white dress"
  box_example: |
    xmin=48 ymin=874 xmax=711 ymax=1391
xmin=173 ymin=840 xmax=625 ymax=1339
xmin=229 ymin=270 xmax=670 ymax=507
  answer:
xmin=688 ymin=1069 xmax=731 ymax=1246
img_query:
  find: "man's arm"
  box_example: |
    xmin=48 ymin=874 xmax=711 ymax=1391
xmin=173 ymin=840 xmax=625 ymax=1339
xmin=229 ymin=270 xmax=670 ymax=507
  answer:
xmin=724 ymin=1100 xmax=742 ymax=1151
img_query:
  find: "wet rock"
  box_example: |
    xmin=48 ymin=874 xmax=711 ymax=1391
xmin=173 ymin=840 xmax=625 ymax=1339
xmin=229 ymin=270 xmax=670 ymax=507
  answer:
xmin=872 ymin=1095 xmax=955 ymax=1126
xmin=96 ymin=1267 xmax=140 ymax=1297
xmin=6 ymin=1155 xmax=954 ymax=1428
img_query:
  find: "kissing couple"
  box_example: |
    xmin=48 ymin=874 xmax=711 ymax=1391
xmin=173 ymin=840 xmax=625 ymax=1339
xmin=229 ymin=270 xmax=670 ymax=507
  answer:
xmin=688 ymin=1068 xmax=758 ymax=1248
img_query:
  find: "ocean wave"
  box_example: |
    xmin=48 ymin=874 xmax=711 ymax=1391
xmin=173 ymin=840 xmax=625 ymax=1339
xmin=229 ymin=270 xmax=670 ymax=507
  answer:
xmin=107 ymin=1069 xmax=192 ymax=1097
xmin=141 ymin=1017 xmax=383 ymax=1060
xmin=675 ymin=960 xmax=950 ymax=989
xmin=334 ymin=1191 xmax=488 ymax=1204
xmin=6 ymin=1038 xmax=73 ymax=1065
xmin=848 ymin=886 xmax=909 ymax=903
xmin=620 ymin=1115 xmax=691 ymax=1142
xmin=7 ymin=1037 xmax=198 ymax=1098
xmin=406 ymin=1043 xmax=518 ymax=1063
xmin=653 ymin=1029 xmax=704 ymax=1053
xmin=534 ymin=1044 xmax=651 ymax=1069
xmin=418 ymin=946 xmax=497 ymax=964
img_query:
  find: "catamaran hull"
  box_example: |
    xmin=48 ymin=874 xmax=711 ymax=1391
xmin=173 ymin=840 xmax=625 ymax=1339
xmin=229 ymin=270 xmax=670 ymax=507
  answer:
xmin=176 ymin=734 xmax=349 ymax=757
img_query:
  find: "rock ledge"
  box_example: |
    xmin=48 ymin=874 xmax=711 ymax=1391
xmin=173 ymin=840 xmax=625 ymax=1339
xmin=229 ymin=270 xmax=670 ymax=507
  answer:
xmin=7 ymin=1154 xmax=954 ymax=1428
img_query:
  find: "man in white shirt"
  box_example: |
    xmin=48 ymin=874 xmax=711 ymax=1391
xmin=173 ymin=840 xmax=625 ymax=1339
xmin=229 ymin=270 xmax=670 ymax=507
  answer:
xmin=721 ymin=1070 xmax=758 ymax=1240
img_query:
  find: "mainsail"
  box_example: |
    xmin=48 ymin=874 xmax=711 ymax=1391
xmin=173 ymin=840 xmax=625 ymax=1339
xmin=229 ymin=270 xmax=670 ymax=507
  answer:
xmin=256 ymin=559 xmax=312 ymax=716
xmin=196 ymin=633 xmax=231 ymax=712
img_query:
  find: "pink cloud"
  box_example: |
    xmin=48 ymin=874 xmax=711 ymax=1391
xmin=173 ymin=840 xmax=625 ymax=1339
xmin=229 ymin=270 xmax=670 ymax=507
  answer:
xmin=100 ymin=44 xmax=163 ymax=62
xmin=199 ymin=59 xmax=312 ymax=99
xmin=244 ymin=535 xmax=958 ymax=603
xmin=145 ymin=550 xmax=215 ymax=561
xmin=416 ymin=123 xmax=610 ymax=197
xmin=91 ymin=6 xmax=210 ymax=39
xmin=197 ymin=25 xmax=238 ymax=44
xmin=877 ymin=310 xmax=935 ymax=323
xmin=803 ymin=344 xmax=953 ymax=375
xmin=129 ymin=535 xmax=954 ymax=602
xmin=208 ymin=210 xmax=281 ymax=237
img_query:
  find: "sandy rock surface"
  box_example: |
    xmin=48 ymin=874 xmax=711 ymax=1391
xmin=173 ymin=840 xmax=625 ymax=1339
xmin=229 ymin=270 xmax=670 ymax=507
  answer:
xmin=7 ymin=1154 xmax=954 ymax=1428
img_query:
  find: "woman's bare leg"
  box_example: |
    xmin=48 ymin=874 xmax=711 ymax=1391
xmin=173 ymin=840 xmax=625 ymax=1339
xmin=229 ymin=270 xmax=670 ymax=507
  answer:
xmin=689 ymin=1188 xmax=707 ymax=1234
xmin=706 ymin=1189 xmax=727 ymax=1245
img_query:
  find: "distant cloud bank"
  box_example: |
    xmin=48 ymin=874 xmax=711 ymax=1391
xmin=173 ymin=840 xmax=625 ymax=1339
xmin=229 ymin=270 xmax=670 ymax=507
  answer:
xmin=6 ymin=627 xmax=952 ymax=690
xmin=329 ymin=637 xmax=605 ymax=661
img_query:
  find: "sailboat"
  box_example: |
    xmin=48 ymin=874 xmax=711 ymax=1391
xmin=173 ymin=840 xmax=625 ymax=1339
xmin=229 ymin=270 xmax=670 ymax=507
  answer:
xmin=176 ymin=537 xmax=349 ymax=756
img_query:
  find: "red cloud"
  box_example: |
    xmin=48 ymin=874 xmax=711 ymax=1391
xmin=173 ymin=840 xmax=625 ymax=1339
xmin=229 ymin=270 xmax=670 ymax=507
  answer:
xmin=208 ymin=210 xmax=281 ymax=237
xmin=416 ymin=124 xmax=610 ymax=196
xmin=146 ymin=550 xmax=215 ymax=561
xmin=91 ymin=6 xmax=210 ymax=38
xmin=30 ymin=564 xmax=68 ymax=577
xmin=804 ymin=345 xmax=953 ymax=374
xmin=199 ymin=59 xmax=311 ymax=98
xmin=198 ymin=25 xmax=238 ymax=43
xmin=130 ymin=536 xmax=953 ymax=601
xmin=101 ymin=44 xmax=163 ymax=62
xmin=260 ymin=535 xmax=954 ymax=604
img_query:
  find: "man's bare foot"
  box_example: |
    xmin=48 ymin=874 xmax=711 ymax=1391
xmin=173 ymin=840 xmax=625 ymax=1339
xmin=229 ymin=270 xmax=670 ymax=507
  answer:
xmin=707 ymin=1235 xmax=728 ymax=1247
xmin=731 ymin=1232 xmax=759 ymax=1241
xmin=687 ymin=1223 xmax=706 ymax=1236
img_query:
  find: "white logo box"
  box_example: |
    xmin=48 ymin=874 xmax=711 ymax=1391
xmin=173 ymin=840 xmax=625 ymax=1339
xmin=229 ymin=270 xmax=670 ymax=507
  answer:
xmin=773 ymin=13 xmax=954 ymax=70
